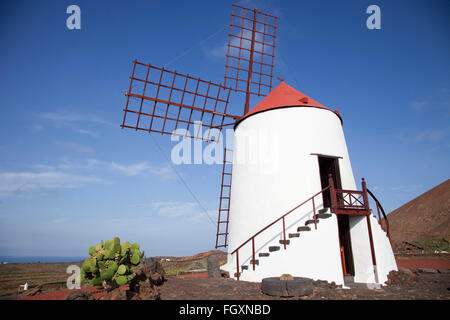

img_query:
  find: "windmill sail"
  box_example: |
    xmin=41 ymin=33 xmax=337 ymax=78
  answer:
xmin=121 ymin=60 xmax=240 ymax=142
xmin=224 ymin=4 xmax=277 ymax=113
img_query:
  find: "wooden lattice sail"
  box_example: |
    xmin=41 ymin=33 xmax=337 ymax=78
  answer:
xmin=121 ymin=61 xmax=240 ymax=142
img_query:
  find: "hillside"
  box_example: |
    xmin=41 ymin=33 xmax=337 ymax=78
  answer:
xmin=387 ymin=179 xmax=450 ymax=251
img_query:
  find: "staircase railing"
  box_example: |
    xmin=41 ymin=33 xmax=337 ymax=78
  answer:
xmin=231 ymin=185 xmax=331 ymax=280
xmin=366 ymin=188 xmax=391 ymax=243
xmin=329 ymin=175 xmax=370 ymax=215
xmin=330 ymin=176 xmax=390 ymax=241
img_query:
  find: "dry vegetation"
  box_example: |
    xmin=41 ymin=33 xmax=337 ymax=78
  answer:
xmin=0 ymin=262 xmax=82 ymax=297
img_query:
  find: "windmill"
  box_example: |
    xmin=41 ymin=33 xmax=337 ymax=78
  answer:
xmin=120 ymin=4 xmax=397 ymax=287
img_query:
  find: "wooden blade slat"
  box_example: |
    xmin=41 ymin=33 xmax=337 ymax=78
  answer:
xmin=121 ymin=60 xmax=240 ymax=142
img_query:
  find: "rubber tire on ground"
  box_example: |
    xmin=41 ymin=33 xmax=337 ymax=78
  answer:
xmin=261 ymin=277 xmax=287 ymax=297
xmin=261 ymin=277 xmax=313 ymax=297
xmin=286 ymin=277 xmax=313 ymax=297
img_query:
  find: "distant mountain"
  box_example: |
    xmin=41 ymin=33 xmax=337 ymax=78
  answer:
xmin=387 ymin=179 xmax=450 ymax=249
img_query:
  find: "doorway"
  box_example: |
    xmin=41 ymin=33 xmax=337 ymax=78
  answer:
xmin=337 ymin=215 xmax=355 ymax=276
xmin=318 ymin=156 xmax=342 ymax=208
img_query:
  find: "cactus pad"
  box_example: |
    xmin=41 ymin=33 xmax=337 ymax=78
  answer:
xmin=82 ymin=237 xmax=144 ymax=290
xmin=88 ymin=246 xmax=96 ymax=256
xmin=115 ymin=275 xmax=127 ymax=286
xmin=117 ymin=264 xmax=127 ymax=275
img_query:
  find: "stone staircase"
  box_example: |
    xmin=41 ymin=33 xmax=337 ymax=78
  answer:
xmin=234 ymin=208 xmax=332 ymax=278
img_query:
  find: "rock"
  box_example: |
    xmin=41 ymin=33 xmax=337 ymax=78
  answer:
xmin=64 ymin=290 xmax=94 ymax=300
xmin=313 ymin=280 xmax=338 ymax=289
xmin=102 ymin=279 xmax=119 ymax=292
xmin=207 ymin=254 xmax=221 ymax=278
xmin=409 ymin=268 xmax=419 ymax=274
xmin=129 ymin=263 xmax=160 ymax=300
xmin=130 ymin=278 xmax=159 ymax=300
xmin=418 ymin=268 xmax=438 ymax=274
xmin=385 ymin=270 xmax=417 ymax=286
xmin=220 ymin=270 xmax=230 ymax=278
xmin=312 ymin=280 xmax=329 ymax=289
xmin=146 ymin=258 xmax=166 ymax=281
xmin=398 ymin=267 xmax=414 ymax=277
xmin=99 ymin=288 xmax=127 ymax=300
xmin=150 ymin=272 xmax=164 ymax=284
xmin=20 ymin=285 xmax=42 ymax=297
xmin=261 ymin=277 xmax=313 ymax=297
xmin=329 ymin=281 xmax=338 ymax=289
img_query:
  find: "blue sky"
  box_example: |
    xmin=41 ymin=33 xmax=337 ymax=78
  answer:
xmin=0 ymin=0 xmax=449 ymax=257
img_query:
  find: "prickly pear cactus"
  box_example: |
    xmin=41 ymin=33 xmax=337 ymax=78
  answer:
xmin=80 ymin=237 xmax=144 ymax=289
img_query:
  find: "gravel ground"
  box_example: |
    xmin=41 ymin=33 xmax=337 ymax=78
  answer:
xmin=12 ymin=271 xmax=450 ymax=300
xmin=159 ymin=272 xmax=450 ymax=300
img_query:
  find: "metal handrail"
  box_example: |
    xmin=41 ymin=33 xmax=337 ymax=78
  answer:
xmin=366 ymin=188 xmax=391 ymax=242
xmin=231 ymin=185 xmax=331 ymax=279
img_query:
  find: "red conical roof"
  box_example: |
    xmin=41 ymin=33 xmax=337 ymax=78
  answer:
xmin=244 ymin=82 xmax=330 ymax=117
xmin=235 ymin=82 xmax=342 ymax=127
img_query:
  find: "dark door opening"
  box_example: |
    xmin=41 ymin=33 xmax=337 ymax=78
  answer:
xmin=318 ymin=156 xmax=342 ymax=208
xmin=337 ymin=214 xmax=355 ymax=276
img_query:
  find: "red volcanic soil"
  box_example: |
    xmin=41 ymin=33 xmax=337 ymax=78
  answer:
xmin=17 ymin=286 xmax=106 ymax=300
xmin=173 ymin=272 xmax=208 ymax=279
xmin=396 ymin=257 xmax=450 ymax=270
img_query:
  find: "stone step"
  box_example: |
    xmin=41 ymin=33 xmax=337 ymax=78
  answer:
xmin=289 ymin=233 xmax=300 ymax=238
xmin=259 ymin=252 xmax=270 ymax=257
xmin=269 ymin=246 xmax=280 ymax=252
xmin=305 ymin=219 xmax=319 ymax=226
xmin=297 ymin=226 xmax=311 ymax=232
xmin=279 ymin=240 xmax=290 ymax=245
xmin=316 ymin=213 xmax=332 ymax=219
xmin=242 ymin=265 xmax=248 ymax=270
xmin=250 ymin=259 xmax=259 ymax=266
xmin=318 ymin=208 xmax=330 ymax=214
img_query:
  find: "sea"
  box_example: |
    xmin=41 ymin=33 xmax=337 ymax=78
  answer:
xmin=0 ymin=256 xmax=86 ymax=264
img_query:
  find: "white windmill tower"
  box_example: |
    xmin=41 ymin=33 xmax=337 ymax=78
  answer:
xmin=218 ymin=81 xmax=397 ymax=286
xmin=119 ymin=4 xmax=397 ymax=287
